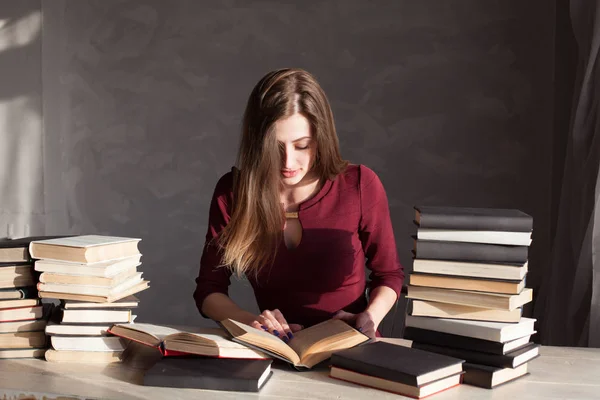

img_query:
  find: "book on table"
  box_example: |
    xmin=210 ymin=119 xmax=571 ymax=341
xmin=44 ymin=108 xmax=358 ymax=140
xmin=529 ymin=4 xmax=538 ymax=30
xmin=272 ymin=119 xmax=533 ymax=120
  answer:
xmin=406 ymin=286 xmax=533 ymax=310
xmin=408 ymin=273 xmax=526 ymax=295
xmin=462 ymin=362 xmax=529 ymax=389
xmin=220 ymin=318 xmax=370 ymax=369
xmin=38 ymin=280 xmax=149 ymax=303
xmin=34 ymin=255 xmax=142 ymax=277
xmin=411 ymin=259 xmax=527 ymax=281
xmin=329 ymin=341 xmax=464 ymax=399
xmin=404 ymin=315 xmax=536 ymax=343
xmin=0 ymin=236 xmax=71 ymax=263
xmin=407 ymin=300 xmax=523 ymax=323
xmin=29 ymin=235 xmax=141 ymax=264
xmin=413 ymin=206 xmax=533 ymax=232
xmin=108 ymin=322 xmax=269 ymax=359
xmin=143 ymin=356 xmax=273 ymax=393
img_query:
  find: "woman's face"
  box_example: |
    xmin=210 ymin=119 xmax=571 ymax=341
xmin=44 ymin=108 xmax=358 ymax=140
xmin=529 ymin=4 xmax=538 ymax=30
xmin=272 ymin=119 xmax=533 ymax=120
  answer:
xmin=274 ymin=113 xmax=317 ymax=187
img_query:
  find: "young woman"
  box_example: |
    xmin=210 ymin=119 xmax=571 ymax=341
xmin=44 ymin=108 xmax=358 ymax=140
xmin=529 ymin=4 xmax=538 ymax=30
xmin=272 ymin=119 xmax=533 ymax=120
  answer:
xmin=193 ymin=68 xmax=403 ymax=341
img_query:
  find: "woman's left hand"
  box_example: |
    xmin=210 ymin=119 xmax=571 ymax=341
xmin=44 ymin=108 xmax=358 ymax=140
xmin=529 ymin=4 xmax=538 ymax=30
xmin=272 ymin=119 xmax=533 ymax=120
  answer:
xmin=332 ymin=310 xmax=377 ymax=339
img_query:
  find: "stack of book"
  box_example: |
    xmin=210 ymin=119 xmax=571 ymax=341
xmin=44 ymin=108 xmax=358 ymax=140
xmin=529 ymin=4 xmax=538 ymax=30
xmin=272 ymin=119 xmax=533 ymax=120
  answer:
xmin=405 ymin=206 xmax=540 ymax=388
xmin=27 ymin=235 xmax=150 ymax=363
xmin=0 ymin=237 xmax=51 ymax=359
xmin=329 ymin=341 xmax=464 ymax=398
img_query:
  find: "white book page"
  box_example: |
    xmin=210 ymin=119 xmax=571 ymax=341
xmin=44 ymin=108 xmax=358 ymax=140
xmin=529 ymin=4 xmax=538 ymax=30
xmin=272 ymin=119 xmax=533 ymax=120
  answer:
xmin=31 ymin=235 xmax=141 ymax=248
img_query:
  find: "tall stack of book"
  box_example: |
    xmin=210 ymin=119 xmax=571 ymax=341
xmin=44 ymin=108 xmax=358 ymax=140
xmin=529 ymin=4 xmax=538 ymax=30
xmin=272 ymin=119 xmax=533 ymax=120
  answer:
xmin=28 ymin=235 xmax=150 ymax=363
xmin=405 ymin=206 xmax=540 ymax=389
xmin=0 ymin=237 xmax=53 ymax=359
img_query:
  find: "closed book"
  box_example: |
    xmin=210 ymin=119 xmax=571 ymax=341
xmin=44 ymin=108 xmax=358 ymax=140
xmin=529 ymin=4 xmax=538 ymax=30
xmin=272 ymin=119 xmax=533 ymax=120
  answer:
xmin=403 ymin=327 xmax=533 ymax=355
xmin=411 ymin=342 xmax=540 ymax=369
xmin=414 ymin=240 xmax=528 ymax=264
xmin=34 ymin=255 xmax=142 ymax=277
xmin=0 ymin=265 xmax=35 ymax=289
xmin=329 ymin=366 xmax=462 ymax=399
xmin=0 ymin=286 xmax=37 ymax=300
xmin=143 ymin=357 xmax=273 ymax=392
xmin=414 ymin=206 xmax=532 ymax=232
xmin=412 ymin=259 xmax=527 ymax=281
xmin=0 ymin=347 xmax=47 ymax=359
xmin=407 ymin=300 xmax=522 ymax=323
xmin=404 ymin=315 xmax=536 ymax=343
xmin=416 ymin=228 xmax=531 ymax=246
xmin=29 ymin=235 xmax=141 ymax=264
xmin=409 ymin=274 xmax=525 ymax=295
xmin=329 ymin=341 xmax=464 ymax=387
xmin=0 ymin=236 xmax=70 ymax=263
xmin=406 ymin=286 xmax=533 ymax=311
xmin=462 ymin=362 xmax=529 ymax=388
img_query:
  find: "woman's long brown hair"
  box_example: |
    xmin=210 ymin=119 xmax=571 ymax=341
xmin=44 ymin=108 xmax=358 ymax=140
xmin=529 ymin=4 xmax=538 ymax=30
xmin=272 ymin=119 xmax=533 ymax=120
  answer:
xmin=218 ymin=68 xmax=348 ymax=278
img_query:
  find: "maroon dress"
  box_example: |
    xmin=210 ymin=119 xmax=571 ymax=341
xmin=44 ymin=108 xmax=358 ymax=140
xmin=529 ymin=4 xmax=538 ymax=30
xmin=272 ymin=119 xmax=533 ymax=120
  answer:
xmin=193 ymin=164 xmax=404 ymax=328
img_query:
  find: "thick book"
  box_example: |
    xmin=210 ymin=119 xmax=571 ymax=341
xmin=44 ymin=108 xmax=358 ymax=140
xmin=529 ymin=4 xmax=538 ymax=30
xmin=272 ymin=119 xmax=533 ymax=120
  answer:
xmin=46 ymin=322 xmax=112 ymax=336
xmin=416 ymin=228 xmax=531 ymax=246
xmin=0 ymin=331 xmax=47 ymax=349
xmin=50 ymin=335 xmax=127 ymax=352
xmin=330 ymin=366 xmax=462 ymax=399
xmin=462 ymin=362 xmax=529 ymax=389
xmin=39 ymin=267 xmax=138 ymax=287
xmin=58 ymin=308 xmax=133 ymax=324
xmin=0 ymin=264 xmax=35 ymax=289
xmin=29 ymin=235 xmax=141 ymax=264
xmin=45 ymin=349 xmax=122 ymax=363
xmin=0 ymin=236 xmax=70 ymax=263
xmin=0 ymin=318 xmax=48 ymax=334
xmin=409 ymin=273 xmax=525 ymax=294
xmin=412 ymin=259 xmax=527 ymax=281
xmin=143 ymin=357 xmax=273 ymax=393
xmin=34 ymin=255 xmax=142 ymax=277
xmin=330 ymin=341 xmax=464 ymax=387
xmin=407 ymin=286 xmax=533 ymax=311
xmin=39 ymin=279 xmax=149 ymax=303
xmin=0 ymin=286 xmax=37 ymax=300
xmin=414 ymin=206 xmax=533 ymax=232
xmin=0 ymin=347 xmax=47 ymax=359
xmin=37 ymin=272 xmax=144 ymax=297
xmin=411 ymin=342 xmax=540 ymax=369
xmin=220 ymin=318 xmax=370 ymax=369
xmin=108 ymin=322 xmax=268 ymax=359
xmin=408 ymin=300 xmax=522 ymax=323
xmin=61 ymin=295 xmax=139 ymax=309
xmin=403 ymin=327 xmax=533 ymax=355
xmin=414 ymin=240 xmax=529 ymax=264
xmin=0 ymin=298 xmax=39 ymax=310
xmin=405 ymin=315 xmax=536 ymax=343
xmin=0 ymin=305 xmax=44 ymax=323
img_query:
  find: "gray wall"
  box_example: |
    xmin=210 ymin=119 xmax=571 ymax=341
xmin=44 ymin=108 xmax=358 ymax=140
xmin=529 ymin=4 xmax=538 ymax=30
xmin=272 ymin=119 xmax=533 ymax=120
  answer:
xmin=0 ymin=0 xmax=43 ymax=238
xmin=6 ymin=0 xmax=556 ymax=335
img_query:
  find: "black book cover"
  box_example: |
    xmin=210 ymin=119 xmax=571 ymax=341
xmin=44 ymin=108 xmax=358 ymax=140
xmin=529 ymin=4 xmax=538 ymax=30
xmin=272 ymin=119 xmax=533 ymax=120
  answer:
xmin=462 ymin=363 xmax=530 ymax=389
xmin=329 ymin=341 xmax=464 ymax=387
xmin=411 ymin=342 xmax=540 ymax=369
xmin=414 ymin=206 xmax=533 ymax=232
xmin=403 ymin=327 xmax=527 ymax=355
xmin=414 ymin=240 xmax=529 ymax=264
xmin=143 ymin=356 xmax=273 ymax=392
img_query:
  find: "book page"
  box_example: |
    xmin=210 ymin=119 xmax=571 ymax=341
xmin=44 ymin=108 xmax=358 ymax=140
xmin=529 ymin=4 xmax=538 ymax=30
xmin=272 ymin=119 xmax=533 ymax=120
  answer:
xmin=221 ymin=319 xmax=299 ymax=364
xmin=113 ymin=323 xmax=183 ymax=341
xmin=290 ymin=319 xmax=369 ymax=367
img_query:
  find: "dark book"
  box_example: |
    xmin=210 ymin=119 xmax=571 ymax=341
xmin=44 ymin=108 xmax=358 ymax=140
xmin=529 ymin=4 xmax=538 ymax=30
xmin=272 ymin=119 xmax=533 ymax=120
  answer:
xmin=414 ymin=206 xmax=533 ymax=232
xmin=462 ymin=362 xmax=529 ymax=389
xmin=411 ymin=342 xmax=540 ymax=369
xmin=330 ymin=341 xmax=464 ymax=387
xmin=143 ymin=356 xmax=273 ymax=392
xmin=414 ymin=240 xmax=529 ymax=264
xmin=403 ymin=327 xmax=533 ymax=355
xmin=0 ymin=236 xmax=71 ymax=263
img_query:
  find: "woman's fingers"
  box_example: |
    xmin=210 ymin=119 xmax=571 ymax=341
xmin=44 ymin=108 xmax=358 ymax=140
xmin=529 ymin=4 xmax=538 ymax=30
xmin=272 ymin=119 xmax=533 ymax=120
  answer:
xmin=271 ymin=309 xmax=294 ymax=340
xmin=260 ymin=310 xmax=288 ymax=342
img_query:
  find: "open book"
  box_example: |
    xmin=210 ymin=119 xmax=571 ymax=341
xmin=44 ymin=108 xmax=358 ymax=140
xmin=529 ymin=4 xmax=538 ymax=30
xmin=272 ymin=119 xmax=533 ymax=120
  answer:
xmin=108 ymin=323 xmax=268 ymax=359
xmin=220 ymin=318 xmax=371 ymax=369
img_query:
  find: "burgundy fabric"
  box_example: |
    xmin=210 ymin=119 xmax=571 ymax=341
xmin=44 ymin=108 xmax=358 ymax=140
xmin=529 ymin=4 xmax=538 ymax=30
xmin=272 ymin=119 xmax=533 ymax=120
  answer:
xmin=193 ymin=164 xmax=404 ymax=328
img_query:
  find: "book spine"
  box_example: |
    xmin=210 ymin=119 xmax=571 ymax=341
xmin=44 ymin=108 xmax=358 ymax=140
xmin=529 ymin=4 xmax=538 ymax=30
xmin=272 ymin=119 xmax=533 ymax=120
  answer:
xmin=417 ymin=214 xmax=532 ymax=232
xmin=415 ymin=241 xmax=528 ymax=263
xmin=329 ymin=354 xmax=417 ymax=386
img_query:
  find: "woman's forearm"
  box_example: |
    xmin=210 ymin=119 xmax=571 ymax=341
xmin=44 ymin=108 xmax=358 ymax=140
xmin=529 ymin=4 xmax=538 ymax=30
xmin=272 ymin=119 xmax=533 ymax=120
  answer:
xmin=365 ymin=285 xmax=398 ymax=329
xmin=201 ymin=293 xmax=258 ymax=325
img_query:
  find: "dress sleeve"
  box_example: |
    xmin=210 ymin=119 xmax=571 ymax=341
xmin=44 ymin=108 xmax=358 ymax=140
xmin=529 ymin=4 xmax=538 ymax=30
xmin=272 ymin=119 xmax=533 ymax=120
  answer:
xmin=358 ymin=165 xmax=405 ymax=300
xmin=193 ymin=173 xmax=234 ymax=317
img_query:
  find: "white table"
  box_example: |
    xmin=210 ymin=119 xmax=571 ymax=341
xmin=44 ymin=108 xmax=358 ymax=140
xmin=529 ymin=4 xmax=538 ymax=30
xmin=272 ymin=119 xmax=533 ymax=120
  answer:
xmin=0 ymin=339 xmax=598 ymax=399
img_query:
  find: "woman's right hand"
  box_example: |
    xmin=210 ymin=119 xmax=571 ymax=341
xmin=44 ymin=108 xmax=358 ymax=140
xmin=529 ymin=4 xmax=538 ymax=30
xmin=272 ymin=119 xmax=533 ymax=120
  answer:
xmin=250 ymin=309 xmax=303 ymax=343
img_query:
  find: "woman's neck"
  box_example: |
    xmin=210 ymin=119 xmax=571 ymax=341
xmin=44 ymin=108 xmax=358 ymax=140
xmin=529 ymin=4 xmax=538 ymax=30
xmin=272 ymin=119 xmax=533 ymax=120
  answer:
xmin=280 ymin=176 xmax=322 ymax=211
